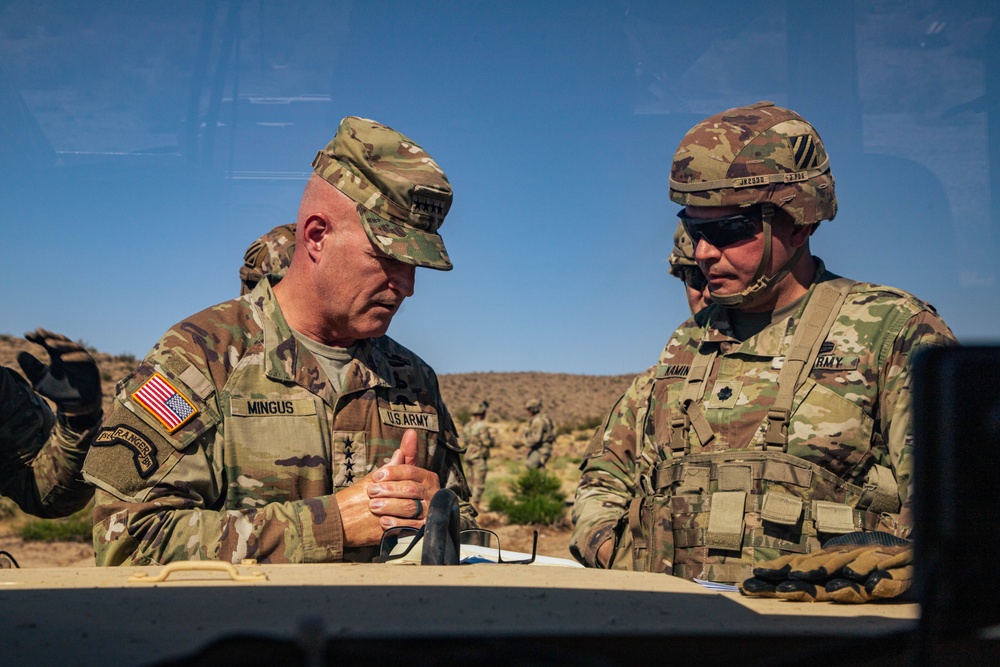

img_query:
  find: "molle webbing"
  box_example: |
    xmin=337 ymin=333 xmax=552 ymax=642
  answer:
xmin=652 ymin=450 xmax=865 ymax=496
xmin=764 ymin=277 xmax=855 ymax=450
xmin=627 ymin=497 xmax=647 ymax=571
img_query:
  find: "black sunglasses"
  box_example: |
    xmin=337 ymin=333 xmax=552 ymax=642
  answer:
xmin=675 ymin=265 xmax=708 ymax=291
xmin=678 ymin=208 xmax=760 ymax=249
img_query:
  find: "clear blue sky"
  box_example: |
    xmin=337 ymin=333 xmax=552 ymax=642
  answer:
xmin=2 ymin=1 xmax=998 ymax=375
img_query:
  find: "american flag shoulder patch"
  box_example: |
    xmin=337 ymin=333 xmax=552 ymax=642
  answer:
xmin=132 ymin=372 xmax=199 ymax=434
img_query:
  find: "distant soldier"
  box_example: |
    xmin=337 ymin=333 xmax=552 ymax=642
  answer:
xmin=239 ymin=223 xmax=296 ymax=296
xmin=1 ymin=329 xmax=102 ymax=519
xmin=462 ymin=401 xmax=494 ymax=505
xmin=668 ymin=222 xmax=712 ymax=315
xmin=521 ymin=398 xmax=555 ymax=470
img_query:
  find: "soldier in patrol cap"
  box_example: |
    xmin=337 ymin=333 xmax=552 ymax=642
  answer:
xmin=462 ymin=401 xmax=495 ymax=505
xmin=1 ymin=329 xmax=102 ymax=520
xmin=668 ymin=222 xmax=712 ymax=315
xmin=521 ymin=398 xmax=555 ymax=470
xmin=571 ymin=102 xmax=956 ymax=602
xmin=84 ymin=117 xmax=475 ymax=566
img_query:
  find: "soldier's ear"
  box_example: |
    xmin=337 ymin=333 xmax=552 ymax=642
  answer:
xmin=300 ymin=214 xmax=330 ymax=259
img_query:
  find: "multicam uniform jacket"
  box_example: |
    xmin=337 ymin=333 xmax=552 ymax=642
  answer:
xmin=83 ymin=278 xmax=474 ymax=566
xmin=570 ymin=263 xmax=956 ymax=583
xmin=462 ymin=419 xmax=494 ymax=503
xmin=1 ymin=370 xmax=97 ymax=518
xmin=463 ymin=420 xmax=495 ymax=463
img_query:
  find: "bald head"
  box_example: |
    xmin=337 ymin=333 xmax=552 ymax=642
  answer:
xmin=272 ymin=173 xmax=416 ymax=346
xmin=296 ymin=175 xmax=356 ymax=240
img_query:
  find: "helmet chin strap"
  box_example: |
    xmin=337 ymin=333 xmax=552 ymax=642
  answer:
xmin=710 ymin=204 xmax=804 ymax=309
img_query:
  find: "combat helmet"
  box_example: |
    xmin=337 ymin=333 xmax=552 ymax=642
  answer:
xmin=669 ymin=101 xmax=837 ymax=307
xmin=524 ymin=398 xmax=542 ymax=413
xmin=239 ymin=223 xmax=297 ymax=296
xmin=470 ymin=401 xmax=489 ymax=417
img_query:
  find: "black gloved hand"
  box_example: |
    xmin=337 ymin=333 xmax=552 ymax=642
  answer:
xmin=740 ymin=531 xmax=913 ymax=604
xmin=1 ymin=366 xmax=55 ymax=484
xmin=17 ymin=328 xmax=102 ymax=417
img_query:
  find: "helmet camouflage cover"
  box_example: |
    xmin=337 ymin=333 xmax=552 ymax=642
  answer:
xmin=470 ymin=401 xmax=489 ymax=416
xmin=669 ymin=101 xmax=837 ymax=225
xmin=524 ymin=398 xmax=542 ymax=412
xmin=239 ymin=223 xmax=296 ymax=296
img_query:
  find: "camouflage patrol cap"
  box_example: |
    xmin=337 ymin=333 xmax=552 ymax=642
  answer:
xmin=669 ymin=101 xmax=837 ymax=225
xmin=667 ymin=221 xmax=697 ymax=279
xmin=312 ymin=116 xmax=453 ymax=270
xmin=239 ymin=223 xmax=297 ymax=295
xmin=470 ymin=400 xmax=489 ymax=416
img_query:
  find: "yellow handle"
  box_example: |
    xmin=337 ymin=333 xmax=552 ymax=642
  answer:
xmin=128 ymin=560 xmax=267 ymax=583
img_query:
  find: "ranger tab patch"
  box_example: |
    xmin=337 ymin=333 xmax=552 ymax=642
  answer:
xmin=132 ymin=372 xmax=198 ymax=433
xmin=95 ymin=424 xmax=159 ymax=478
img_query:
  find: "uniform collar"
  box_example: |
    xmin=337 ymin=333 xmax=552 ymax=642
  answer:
xmin=250 ymin=278 xmax=393 ymax=404
xmin=697 ymin=258 xmax=833 ymax=356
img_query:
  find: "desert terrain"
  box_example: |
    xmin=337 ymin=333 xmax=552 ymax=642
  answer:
xmin=1 ymin=333 xmax=636 ymax=567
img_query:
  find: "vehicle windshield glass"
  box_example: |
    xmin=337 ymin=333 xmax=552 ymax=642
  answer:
xmin=2 ymin=1 xmax=997 ymax=369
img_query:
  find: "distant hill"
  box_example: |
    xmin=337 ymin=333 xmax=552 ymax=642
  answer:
xmin=1 ymin=333 xmax=637 ymax=428
xmin=438 ymin=371 xmax=635 ymax=428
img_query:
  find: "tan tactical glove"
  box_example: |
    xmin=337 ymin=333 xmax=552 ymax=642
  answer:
xmin=740 ymin=532 xmax=913 ymax=603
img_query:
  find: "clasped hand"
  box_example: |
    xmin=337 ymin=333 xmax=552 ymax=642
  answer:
xmin=336 ymin=429 xmax=440 ymax=547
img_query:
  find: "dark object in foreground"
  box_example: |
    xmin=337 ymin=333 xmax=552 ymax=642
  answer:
xmin=913 ymin=346 xmax=1000 ymax=661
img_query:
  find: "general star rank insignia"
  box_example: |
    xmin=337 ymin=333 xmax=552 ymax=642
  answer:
xmin=132 ymin=372 xmax=198 ymax=434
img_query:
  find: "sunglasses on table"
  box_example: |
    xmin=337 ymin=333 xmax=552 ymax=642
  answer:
xmin=373 ymin=526 xmax=538 ymax=565
xmin=677 ymin=207 xmax=761 ymax=249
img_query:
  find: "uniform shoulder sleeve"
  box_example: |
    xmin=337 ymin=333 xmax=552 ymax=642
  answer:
xmin=81 ymin=302 xmax=250 ymax=501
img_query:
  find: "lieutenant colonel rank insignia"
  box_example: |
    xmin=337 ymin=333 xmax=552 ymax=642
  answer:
xmin=132 ymin=372 xmax=198 ymax=433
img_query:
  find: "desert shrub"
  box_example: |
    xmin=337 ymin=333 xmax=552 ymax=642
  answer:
xmin=453 ymin=406 xmax=471 ymax=426
xmin=558 ymin=415 xmax=604 ymax=436
xmin=18 ymin=508 xmax=92 ymax=542
xmin=488 ymin=468 xmax=565 ymax=525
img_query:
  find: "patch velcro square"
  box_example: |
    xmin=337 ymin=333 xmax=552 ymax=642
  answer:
xmin=132 ymin=372 xmax=198 ymax=433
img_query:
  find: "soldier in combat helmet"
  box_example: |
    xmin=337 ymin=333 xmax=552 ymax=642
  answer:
xmin=668 ymin=222 xmax=712 ymax=315
xmin=239 ymin=223 xmax=296 ymax=296
xmin=571 ymin=102 xmax=956 ymax=603
xmin=1 ymin=330 xmax=102 ymax=520
xmin=462 ymin=401 xmax=495 ymax=506
xmin=521 ymin=398 xmax=555 ymax=470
